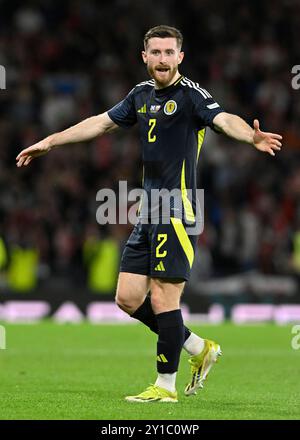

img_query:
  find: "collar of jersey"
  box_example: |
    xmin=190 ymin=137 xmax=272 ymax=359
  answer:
xmin=154 ymin=75 xmax=184 ymax=96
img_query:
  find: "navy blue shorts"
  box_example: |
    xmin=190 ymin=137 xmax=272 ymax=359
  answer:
xmin=120 ymin=218 xmax=198 ymax=281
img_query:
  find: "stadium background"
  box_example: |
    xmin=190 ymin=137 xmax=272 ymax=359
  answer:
xmin=0 ymin=0 xmax=300 ymax=324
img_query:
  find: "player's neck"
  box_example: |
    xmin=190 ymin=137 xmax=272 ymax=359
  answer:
xmin=154 ymin=72 xmax=182 ymax=90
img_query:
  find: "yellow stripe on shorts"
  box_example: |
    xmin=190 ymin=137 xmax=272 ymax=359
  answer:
xmin=170 ymin=217 xmax=194 ymax=268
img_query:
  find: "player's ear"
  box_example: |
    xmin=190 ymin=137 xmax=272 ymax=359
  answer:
xmin=178 ymin=51 xmax=184 ymax=64
xmin=142 ymin=51 xmax=147 ymax=64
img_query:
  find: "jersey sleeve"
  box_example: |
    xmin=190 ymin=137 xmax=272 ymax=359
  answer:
xmin=190 ymin=88 xmax=225 ymax=129
xmin=107 ymin=88 xmax=137 ymax=128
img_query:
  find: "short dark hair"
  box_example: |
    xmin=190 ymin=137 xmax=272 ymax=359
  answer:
xmin=144 ymin=25 xmax=183 ymax=50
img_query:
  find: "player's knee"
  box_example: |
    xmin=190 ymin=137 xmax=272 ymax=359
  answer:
xmin=151 ymin=280 xmax=182 ymax=313
xmin=150 ymin=290 xmax=165 ymax=312
xmin=115 ymin=290 xmax=136 ymax=313
xmin=115 ymin=291 xmax=128 ymax=308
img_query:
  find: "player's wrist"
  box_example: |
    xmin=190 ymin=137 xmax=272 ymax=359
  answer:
xmin=250 ymin=129 xmax=256 ymax=146
xmin=46 ymin=134 xmax=58 ymax=150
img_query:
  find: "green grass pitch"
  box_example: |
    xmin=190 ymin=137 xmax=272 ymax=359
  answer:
xmin=0 ymin=321 xmax=299 ymax=420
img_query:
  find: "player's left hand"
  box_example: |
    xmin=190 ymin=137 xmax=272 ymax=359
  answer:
xmin=253 ymin=119 xmax=282 ymax=156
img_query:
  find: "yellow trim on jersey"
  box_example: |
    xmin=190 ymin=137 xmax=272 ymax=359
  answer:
xmin=170 ymin=217 xmax=194 ymax=268
xmin=197 ymin=129 xmax=205 ymax=162
xmin=181 ymin=160 xmax=195 ymax=222
xmin=173 ymin=75 xmax=183 ymax=86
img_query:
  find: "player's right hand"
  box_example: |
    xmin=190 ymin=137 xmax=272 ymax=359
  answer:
xmin=16 ymin=138 xmax=52 ymax=167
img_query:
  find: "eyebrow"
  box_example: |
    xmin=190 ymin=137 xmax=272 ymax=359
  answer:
xmin=150 ymin=48 xmax=176 ymax=52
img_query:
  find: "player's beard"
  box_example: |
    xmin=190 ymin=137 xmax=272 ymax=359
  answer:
xmin=147 ymin=64 xmax=178 ymax=88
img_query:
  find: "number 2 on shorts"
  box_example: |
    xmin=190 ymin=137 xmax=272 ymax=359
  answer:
xmin=156 ymin=233 xmax=168 ymax=258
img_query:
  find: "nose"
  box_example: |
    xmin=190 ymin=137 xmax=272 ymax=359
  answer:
xmin=159 ymin=52 xmax=168 ymax=64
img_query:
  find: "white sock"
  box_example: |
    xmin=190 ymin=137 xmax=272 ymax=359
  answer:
xmin=183 ymin=332 xmax=205 ymax=356
xmin=155 ymin=373 xmax=177 ymax=393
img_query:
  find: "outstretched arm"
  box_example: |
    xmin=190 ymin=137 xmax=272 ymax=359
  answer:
xmin=213 ymin=112 xmax=282 ymax=156
xmin=16 ymin=112 xmax=118 ymax=167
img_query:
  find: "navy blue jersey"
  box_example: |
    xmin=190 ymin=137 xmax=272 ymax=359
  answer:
xmin=108 ymin=76 xmax=224 ymax=222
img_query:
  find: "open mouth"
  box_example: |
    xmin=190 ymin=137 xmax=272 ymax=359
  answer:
xmin=155 ymin=67 xmax=170 ymax=72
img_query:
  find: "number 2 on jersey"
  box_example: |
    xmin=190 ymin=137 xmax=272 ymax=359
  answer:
xmin=148 ymin=118 xmax=157 ymax=143
xmin=156 ymin=234 xmax=167 ymax=258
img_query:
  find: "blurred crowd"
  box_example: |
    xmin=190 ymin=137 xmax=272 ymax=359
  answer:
xmin=0 ymin=0 xmax=300 ymax=292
